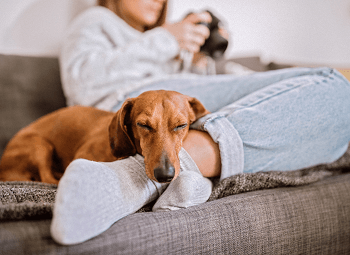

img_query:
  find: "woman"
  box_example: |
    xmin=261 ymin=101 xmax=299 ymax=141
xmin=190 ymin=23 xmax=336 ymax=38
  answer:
xmin=53 ymin=0 xmax=350 ymax=245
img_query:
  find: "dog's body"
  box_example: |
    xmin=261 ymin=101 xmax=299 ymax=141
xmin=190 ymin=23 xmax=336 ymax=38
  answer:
xmin=0 ymin=106 xmax=116 ymax=183
xmin=0 ymin=90 xmax=209 ymax=184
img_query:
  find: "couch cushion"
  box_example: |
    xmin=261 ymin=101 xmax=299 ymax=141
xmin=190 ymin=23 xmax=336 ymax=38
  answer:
xmin=0 ymin=54 xmax=66 ymax=157
xmin=1 ymin=173 xmax=349 ymax=254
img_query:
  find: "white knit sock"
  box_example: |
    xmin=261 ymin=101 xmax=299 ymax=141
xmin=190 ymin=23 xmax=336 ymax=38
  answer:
xmin=51 ymin=155 xmax=167 ymax=245
xmin=51 ymin=148 xmax=212 ymax=245
xmin=153 ymin=148 xmax=213 ymax=212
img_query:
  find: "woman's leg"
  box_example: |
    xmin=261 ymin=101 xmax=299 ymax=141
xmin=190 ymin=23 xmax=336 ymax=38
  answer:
xmin=115 ymin=67 xmax=339 ymax=112
xmin=183 ymin=129 xmax=221 ymax=177
xmin=189 ymin=67 xmax=350 ymax=178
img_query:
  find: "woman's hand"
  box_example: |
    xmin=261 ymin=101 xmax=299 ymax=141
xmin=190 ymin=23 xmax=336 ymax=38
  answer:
xmin=163 ymin=12 xmax=212 ymax=53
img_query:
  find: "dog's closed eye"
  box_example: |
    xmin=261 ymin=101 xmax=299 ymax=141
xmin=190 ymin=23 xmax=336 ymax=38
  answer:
xmin=137 ymin=122 xmax=187 ymax=132
xmin=174 ymin=123 xmax=188 ymax=131
xmin=137 ymin=123 xmax=153 ymax=131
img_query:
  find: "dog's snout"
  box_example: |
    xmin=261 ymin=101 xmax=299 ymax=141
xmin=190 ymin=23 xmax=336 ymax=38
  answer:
xmin=154 ymin=165 xmax=175 ymax=183
xmin=153 ymin=160 xmax=175 ymax=182
xmin=153 ymin=153 xmax=176 ymax=183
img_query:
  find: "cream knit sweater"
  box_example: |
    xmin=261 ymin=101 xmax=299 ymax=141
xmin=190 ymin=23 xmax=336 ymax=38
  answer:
xmin=60 ymin=6 xmax=187 ymax=111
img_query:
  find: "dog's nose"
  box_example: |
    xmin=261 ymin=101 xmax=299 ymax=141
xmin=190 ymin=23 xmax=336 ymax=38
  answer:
xmin=154 ymin=165 xmax=175 ymax=183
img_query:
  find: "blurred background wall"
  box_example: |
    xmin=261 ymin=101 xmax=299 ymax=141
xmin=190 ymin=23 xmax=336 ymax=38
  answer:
xmin=0 ymin=0 xmax=349 ymax=68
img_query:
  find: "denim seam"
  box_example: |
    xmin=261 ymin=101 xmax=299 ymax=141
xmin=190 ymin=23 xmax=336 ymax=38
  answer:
xmin=201 ymin=115 xmax=226 ymax=129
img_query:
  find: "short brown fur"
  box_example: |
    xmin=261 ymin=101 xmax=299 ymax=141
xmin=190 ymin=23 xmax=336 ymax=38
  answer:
xmin=0 ymin=90 xmax=209 ymax=184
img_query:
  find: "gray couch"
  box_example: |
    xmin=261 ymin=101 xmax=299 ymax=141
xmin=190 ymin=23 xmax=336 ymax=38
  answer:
xmin=0 ymin=53 xmax=350 ymax=254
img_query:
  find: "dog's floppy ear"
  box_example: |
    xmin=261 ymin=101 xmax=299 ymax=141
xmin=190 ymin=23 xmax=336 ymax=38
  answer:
xmin=187 ymin=96 xmax=210 ymax=122
xmin=109 ymin=99 xmax=137 ymax=159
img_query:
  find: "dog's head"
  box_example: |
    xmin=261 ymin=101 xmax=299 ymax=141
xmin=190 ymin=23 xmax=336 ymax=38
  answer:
xmin=109 ymin=90 xmax=209 ymax=183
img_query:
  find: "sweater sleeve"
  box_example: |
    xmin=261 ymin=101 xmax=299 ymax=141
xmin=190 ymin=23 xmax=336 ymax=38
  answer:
xmin=60 ymin=7 xmax=180 ymax=108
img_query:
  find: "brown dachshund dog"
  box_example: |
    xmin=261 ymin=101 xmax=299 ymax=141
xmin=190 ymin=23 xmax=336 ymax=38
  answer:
xmin=0 ymin=90 xmax=209 ymax=184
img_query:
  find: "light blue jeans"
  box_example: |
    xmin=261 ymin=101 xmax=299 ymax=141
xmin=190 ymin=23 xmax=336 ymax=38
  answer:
xmin=114 ymin=67 xmax=350 ymax=180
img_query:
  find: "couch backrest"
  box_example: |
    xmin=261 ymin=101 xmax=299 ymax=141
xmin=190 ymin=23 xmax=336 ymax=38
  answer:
xmin=0 ymin=54 xmax=66 ymax=157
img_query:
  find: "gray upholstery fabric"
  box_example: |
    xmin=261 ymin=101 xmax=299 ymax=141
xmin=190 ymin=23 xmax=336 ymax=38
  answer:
xmin=0 ymin=54 xmax=66 ymax=157
xmin=1 ymin=174 xmax=349 ymax=254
